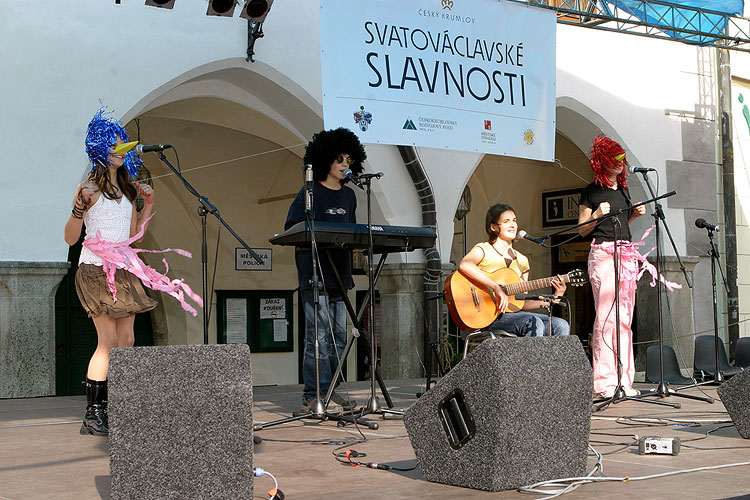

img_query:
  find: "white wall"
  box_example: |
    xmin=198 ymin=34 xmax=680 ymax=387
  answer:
xmin=0 ymin=0 xmax=322 ymax=262
xmin=2 ymin=0 xmax=732 ymax=385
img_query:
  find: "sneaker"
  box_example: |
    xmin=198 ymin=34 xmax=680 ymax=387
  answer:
xmin=292 ymin=401 xmax=312 ymax=417
xmin=330 ymin=392 xmax=356 ymax=410
xmin=594 ymin=387 xmax=615 ymax=399
xmin=325 ymin=400 xmax=344 ymax=414
xmin=293 ymin=399 xmax=344 ymax=417
xmin=624 ymin=387 xmax=641 ymax=397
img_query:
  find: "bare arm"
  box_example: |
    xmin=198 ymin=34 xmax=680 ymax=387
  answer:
xmin=577 ymin=203 xmax=610 ymax=237
xmin=131 ymin=182 xmax=154 ymax=243
xmin=458 ymin=245 xmax=509 ymax=313
xmin=629 ymin=204 xmax=646 ymax=223
xmin=64 ymin=182 xmax=98 ymax=246
xmin=522 ymin=273 xmax=567 ymax=310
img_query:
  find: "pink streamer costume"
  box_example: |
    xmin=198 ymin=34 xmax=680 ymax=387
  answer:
xmin=582 ymin=135 xmax=680 ymax=395
xmin=82 ymin=211 xmax=203 ymax=316
xmin=588 ymin=227 xmax=681 ymax=394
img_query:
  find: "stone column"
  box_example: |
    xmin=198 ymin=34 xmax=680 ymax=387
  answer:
xmin=377 ymin=263 xmax=426 ymax=379
xmin=635 ymin=256 xmax=699 ymax=379
xmin=0 ymin=261 xmax=69 ymax=398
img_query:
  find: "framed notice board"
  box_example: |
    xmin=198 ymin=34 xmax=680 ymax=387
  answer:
xmin=216 ymin=290 xmax=294 ymax=352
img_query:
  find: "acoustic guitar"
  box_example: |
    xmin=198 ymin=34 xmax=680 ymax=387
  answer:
xmin=444 ymin=268 xmax=587 ymax=331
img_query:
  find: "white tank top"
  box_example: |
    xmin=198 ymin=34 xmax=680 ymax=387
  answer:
xmin=79 ymin=194 xmax=133 ymax=266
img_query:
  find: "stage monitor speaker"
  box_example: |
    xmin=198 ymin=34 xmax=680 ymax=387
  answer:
xmin=404 ymin=336 xmax=592 ymax=491
xmin=108 ymin=344 xmax=253 ymax=500
xmin=717 ymin=368 xmax=750 ymax=439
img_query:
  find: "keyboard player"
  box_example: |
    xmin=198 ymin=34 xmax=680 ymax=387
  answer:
xmin=284 ymin=127 xmax=366 ymax=416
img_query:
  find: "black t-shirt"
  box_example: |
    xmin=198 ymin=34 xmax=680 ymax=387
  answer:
xmin=578 ymin=182 xmax=633 ymax=243
xmin=284 ymin=182 xmax=357 ymax=294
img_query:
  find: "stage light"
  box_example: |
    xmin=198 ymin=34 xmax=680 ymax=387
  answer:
xmin=207 ymin=0 xmax=237 ymax=17
xmin=145 ymin=0 xmax=175 ymax=8
xmin=239 ymin=0 xmax=274 ymax=22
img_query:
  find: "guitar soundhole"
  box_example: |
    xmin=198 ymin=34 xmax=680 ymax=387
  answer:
xmin=438 ymin=389 xmax=476 ymax=450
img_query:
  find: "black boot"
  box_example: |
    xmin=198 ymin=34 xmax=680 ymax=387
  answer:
xmin=80 ymin=378 xmax=108 ymax=436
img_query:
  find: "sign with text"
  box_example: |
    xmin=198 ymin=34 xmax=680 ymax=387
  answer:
xmin=235 ymin=248 xmax=271 ymax=271
xmin=541 ymin=188 xmax=583 ymax=228
xmin=260 ymin=298 xmax=286 ymax=320
xmin=320 ymin=0 xmax=556 ymax=160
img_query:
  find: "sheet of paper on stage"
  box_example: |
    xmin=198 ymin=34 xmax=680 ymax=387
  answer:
xmin=226 ymin=298 xmax=247 ymax=344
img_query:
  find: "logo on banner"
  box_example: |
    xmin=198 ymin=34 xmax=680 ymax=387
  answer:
xmin=353 ymin=106 xmax=373 ymax=132
xmin=481 ymin=119 xmax=496 ymax=144
xmin=442 ymin=0 xmax=453 ymax=10
xmin=403 ymin=118 xmax=417 ymax=130
xmin=524 ymin=128 xmax=535 ymax=145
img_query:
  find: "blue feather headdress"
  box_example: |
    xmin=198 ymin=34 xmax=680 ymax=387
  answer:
xmin=85 ymin=108 xmax=142 ymax=178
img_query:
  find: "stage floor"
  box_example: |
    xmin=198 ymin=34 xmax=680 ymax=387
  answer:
xmin=1 ymin=379 xmax=749 ymax=499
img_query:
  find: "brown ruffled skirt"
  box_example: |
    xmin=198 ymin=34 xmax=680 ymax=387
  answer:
xmin=75 ymin=264 xmax=158 ymax=319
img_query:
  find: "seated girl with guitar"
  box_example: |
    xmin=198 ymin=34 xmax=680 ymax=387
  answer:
xmin=455 ymin=203 xmax=570 ymax=337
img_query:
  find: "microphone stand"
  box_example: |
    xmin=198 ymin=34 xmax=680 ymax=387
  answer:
xmin=154 ymin=151 xmax=262 ymax=344
xmin=532 ymin=192 xmax=680 ymax=410
xmin=356 ymin=172 xmax=404 ymax=419
xmin=633 ymin=171 xmax=712 ymax=405
xmin=680 ymin=227 xmax=730 ymax=387
xmin=254 ymin=166 xmax=374 ymax=431
xmin=707 ymin=227 xmax=730 ymax=383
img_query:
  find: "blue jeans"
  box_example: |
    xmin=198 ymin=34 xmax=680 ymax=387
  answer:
xmin=488 ymin=311 xmax=570 ymax=337
xmin=301 ymin=289 xmax=347 ymax=403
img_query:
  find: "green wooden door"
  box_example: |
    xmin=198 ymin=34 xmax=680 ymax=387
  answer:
xmin=55 ymin=232 xmax=153 ymax=395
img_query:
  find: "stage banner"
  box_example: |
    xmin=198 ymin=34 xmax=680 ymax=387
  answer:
xmin=319 ymin=0 xmax=557 ymax=161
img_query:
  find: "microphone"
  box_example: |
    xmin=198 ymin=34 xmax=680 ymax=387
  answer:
xmin=627 ymin=165 xmax=656 ymax=174
xmin=518 ymin=230 xmax=546 ymax=247
xmin=304 ymin=164 xmax=313 ymax=212
xmin=515 ymin=293 xmax=565 ymax=302
xmin=343 ymin=168 xmax=364 ymax=189
xmin=695 ymin=218 xmax=720 ymax=232
xmin=134 ymin=144 xmax=172 ymax=155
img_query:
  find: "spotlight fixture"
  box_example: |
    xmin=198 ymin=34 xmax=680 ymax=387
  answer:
xmin=239 ymin=0 xmax=274 ymax=22
xmin=145 ymin=0 xmax=175 ymax=8
xmin=207 ymin=0 xmax=237 ymax=17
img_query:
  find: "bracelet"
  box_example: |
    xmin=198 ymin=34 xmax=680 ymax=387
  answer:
xmin=71 ymin=201 xmax=87 ymax=219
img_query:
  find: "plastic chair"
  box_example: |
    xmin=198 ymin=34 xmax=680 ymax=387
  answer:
xmin=735 ymin=337 xmax=750 ymax=369
xmin=693 ymin=335 xmax=743 ymax=380
xmin=645 ymin=344 xmax=693 ymax=385
xmin=462 ymin=330 xmax=516 ymax=358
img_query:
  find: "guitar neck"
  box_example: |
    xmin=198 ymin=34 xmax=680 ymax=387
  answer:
xmin=502 ymin=274 xmax=569 ymax=295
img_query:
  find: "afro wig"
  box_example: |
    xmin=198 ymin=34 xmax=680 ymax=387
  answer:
xmin=589 ymin=135 xmax=628 ymax=189
xmin=303 ymin=127 xmax=367 ymax=182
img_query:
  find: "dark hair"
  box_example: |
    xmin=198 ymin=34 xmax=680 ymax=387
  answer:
xmin=89 ymin=164 xmax=137 ymax=202
xmin=303 ymin=128 xmax=367 ymax=182
xmin=485 ymin=203 xmax=515 ymax=243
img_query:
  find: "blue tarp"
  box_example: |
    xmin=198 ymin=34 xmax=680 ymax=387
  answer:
xmin=612 ymin=1 xmax=744 ymax=44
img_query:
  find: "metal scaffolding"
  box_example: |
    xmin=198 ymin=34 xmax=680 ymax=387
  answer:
xmin=509 ymin=0 xmax=750 ymax=52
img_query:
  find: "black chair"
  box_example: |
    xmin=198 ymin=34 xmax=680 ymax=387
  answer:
xmin=646 ymin=344 xmax=694 ymax=385
xmin=735 ymin=337 xmax=750 ymax=369
xmin=693 ymin=334 xmax=743 ymax=380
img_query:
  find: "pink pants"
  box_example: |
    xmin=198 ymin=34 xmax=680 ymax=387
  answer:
xmin=588 ymin=244 xmax=638 ymax=394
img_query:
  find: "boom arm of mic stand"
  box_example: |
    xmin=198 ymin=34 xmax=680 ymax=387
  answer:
xmin=539 ymin=191 xmax=677 ymax=241
xmin=155 ymin=152 xmax=263 ymax=265
xmin=637 ymin=173 xmax=692 ymax=288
